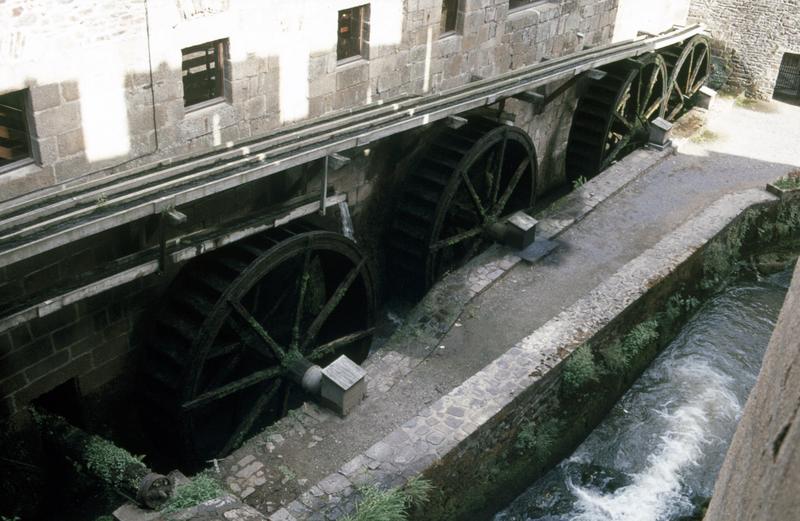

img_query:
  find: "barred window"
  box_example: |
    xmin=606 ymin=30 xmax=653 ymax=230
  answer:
xmin=337 ymin=4 xmax=370 ymax=62
xmin=182 ymin=39 xmax=228 ymax=108
xmin=0 ymin=90 xmax=32 ymax=169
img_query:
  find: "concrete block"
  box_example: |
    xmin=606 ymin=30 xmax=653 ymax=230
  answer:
xmin=320 ymin=355 xmax=366 ymax=416
xmin=648 ymin=117 xmax=673 ymax=149
xmin=697 ymin=86 xmax=717 ymax=110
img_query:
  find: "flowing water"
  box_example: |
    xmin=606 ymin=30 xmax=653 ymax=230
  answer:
xmin=496 ymin=269 xmax=793 ymax=521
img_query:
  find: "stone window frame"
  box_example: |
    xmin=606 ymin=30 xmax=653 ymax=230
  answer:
xmin=181 ymin=38 xmax=231 ymax=111
xmin=0 ymin=88 xmax=38 ymax=175
xmin=336 ymin=4 xmax=371 ymax=65
xmin=440 ymin=0 xmax=464 ymax=38
xmin=508 ymin=0 xmax=556 ymax=13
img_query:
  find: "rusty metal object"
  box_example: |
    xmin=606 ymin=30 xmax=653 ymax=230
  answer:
xmin=566 ymin=52 xmax=669 ymax=181
xmin=388 ymin=118 xmax=537 ymax=296
xmin=142 ymin=225 xmax=376 ymax=463
xmin=137 ymin=472 xmax=173 ymax=509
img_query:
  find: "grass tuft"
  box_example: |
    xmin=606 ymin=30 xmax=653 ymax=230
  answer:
xmin=161 ymin=473 xmax=225 ymax=514
xmin=341 ymin=478 xmax=433 ymax=521
xmin=561 ymin=344 xmax=598 ymax=396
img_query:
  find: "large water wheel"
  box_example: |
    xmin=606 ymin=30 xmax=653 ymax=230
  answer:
xmin=388 ymin=119 xmax=537 ymax=296
xmin=566 ymin=53 xmax=669 ymax=181
xmin=142 ymin=225 xmax=376 ymax=463
xmin=661 ymin=35 xmax=712 ymax=121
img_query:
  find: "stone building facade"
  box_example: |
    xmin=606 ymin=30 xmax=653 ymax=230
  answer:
xmin=0 ymin=0 xmax=619 ymax=427
xmin=688 ymin=0 xmax=800 ymax=99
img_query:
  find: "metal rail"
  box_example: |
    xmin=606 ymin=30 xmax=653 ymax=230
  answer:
xmin=0 ymin=25 xmax=704 ymax=269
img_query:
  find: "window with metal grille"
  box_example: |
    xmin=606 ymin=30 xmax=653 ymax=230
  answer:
xmin=441 ymin=0 xmax=460 ymax=34
xmin=182 ymin=39 xmax=228 ymax=108
xmin=337 ymin=4 xmax=370 ymax=62
xmin=0 ymin=89 xmax=32 ymax=169
xmin=774 ymin=53 xmax=800 ymax=101
xmin=509 ymin=0 xmax=552 ymax=10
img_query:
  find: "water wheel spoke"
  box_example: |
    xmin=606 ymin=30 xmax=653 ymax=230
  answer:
xmin=220 ymin=379 xmax=282 ymax=455
xmin=229 ymin=299 xmax=286 ymax=360
xmin=182 ymin=366 xmax=282 ymax=411
xmin=644 ymin=98 xmax=662 ymax=120
xmin=208 ymin=341 xmax=241 ymax=360
xmin=262 ymin=273 xmax=296 ymax=319
xmin=495 ymin=158 xmax=531 ymax=217
xmin=601 ymin=132 xmax=633 ymax=170
xmin=203 ymin=351 xmax=242 ymax=393
xmin=613 ymin=112 xmax=634 ymax=130
xmin=459 ymin=169 xmax=487 ymax=219
xmin=689 ymin=55 xmax=707 ymax=92
xmin=307 ymin=327 xmax=376 ymax=363
xmin=490 ymin=133 xmax=508 ymax=205
xmin=291 ymin=246 xmax=315 ymax=348
xmin=299 ymin=259 xmax=366 ymax=353
xmin=430 ymin=226 xmax=484 ymax=252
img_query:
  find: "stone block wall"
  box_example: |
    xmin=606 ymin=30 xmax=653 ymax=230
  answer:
xmin=688 ymin=0 xmax=800 ymax=99
xmin=1 ymin=0 xmax=618 ymax=202
xmin=0 ymin=0 xmax=619 ymax=422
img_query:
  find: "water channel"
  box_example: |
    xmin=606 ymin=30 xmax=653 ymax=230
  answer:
xmin=495 ymin=269 xmax=793 ymax=521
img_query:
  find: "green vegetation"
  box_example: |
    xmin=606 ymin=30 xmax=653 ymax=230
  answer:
xmin=83 ymin=436 xmax=147 ymax=491
xmin=341 ymin=478 xmax=433 ymax=521
xmin=664 ymin=293 xmax=701 ymax=323
xmin=94 ymin=516 xmax=114 ymax=521
xmin=690 ymin=129 xmax=718 ymax=144
xmin=775 ymin=170 xmax=800 ymax=190
xmin=702 ymin=208 xmax=759 ymax=289
xmin=600 ymin=319 xmax=660 ymax=374
xmin=161 ymin=473 xmax=225 ymax=514
xmin=515 ymin=418 xmax=564 ymax=461
xmin=734 ymin=95 xmax=757 ymax=108
xmin=572 ymin=176 xmax=589 ymax=190
xmin=561 ymin=344 xmax=598 ymax=396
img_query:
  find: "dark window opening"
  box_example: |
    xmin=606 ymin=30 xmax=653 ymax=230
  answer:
xmin=441 ymin=0 xmax=459 ymax=34
xmin=182 ymin=39 xmax=228 ymax=108
xmin=774 ymin=52 xmax=800 ymax=104
xmin=0 ymin=89 xmax=32 ymax=169
xmin=31 ymin=378 xmax=85 ymax=428
xmin=337 ymin=4 xmax=370 ymax=62
xmin=509 ymin=0 xmax=551 ymax=10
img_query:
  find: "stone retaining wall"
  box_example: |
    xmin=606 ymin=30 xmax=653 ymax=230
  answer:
xmin=263 ymin=189 xmax=793 ymax=520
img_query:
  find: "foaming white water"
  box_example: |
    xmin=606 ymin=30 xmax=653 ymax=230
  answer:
xmin=568 ymin=361 xmax=741 ymax=521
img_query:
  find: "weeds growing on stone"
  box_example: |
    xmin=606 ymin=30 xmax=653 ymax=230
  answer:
xmin=515 ymin=418 xmax=564 ymax=462
xmin=572 ymin=176 xmax=588 ymax=190
xmin=161 ymin=473 xmax=225 ymax=514
xmin=775 ymin=170 xmax=800 ymax=191
xmin=341 ymin=478 xmax=433 ymax=521
xmin=600 ymin=319 xmax=660 ymax=374
xmin=561 ymin=344 xmax=598 ymax=396
xmin=690 ymin=129 xmax=718 ymax=144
